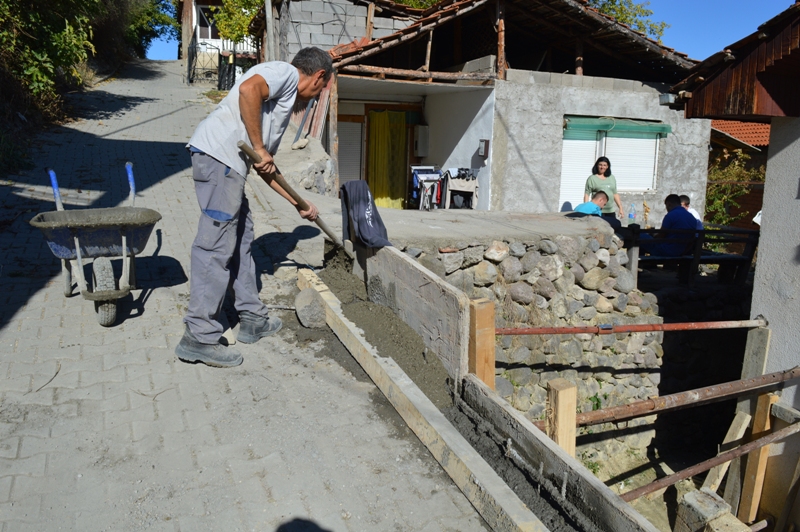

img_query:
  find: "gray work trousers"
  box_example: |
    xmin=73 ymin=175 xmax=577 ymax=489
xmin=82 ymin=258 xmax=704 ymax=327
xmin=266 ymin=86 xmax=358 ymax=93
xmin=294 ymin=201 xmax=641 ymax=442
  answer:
xmin=184 ymin=152 xmax=269 ymax=344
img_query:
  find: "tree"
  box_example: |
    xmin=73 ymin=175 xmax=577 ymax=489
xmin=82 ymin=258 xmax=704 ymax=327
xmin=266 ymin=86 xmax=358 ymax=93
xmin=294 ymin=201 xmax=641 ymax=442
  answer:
xmin=586 ymin=0 xmax=668 ymax=39
xmin=124 ymin=0 xmax=180 ymax=57
xmin=705 ymin=149 xmax=765 ymax=227
xmin=212 ymin=0 xmax=262 ymax=43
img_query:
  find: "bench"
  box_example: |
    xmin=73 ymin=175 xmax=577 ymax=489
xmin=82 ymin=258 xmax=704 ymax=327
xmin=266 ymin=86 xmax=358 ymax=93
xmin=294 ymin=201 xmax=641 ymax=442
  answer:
xmin=625 ymin=224 xmax=759 ymax=287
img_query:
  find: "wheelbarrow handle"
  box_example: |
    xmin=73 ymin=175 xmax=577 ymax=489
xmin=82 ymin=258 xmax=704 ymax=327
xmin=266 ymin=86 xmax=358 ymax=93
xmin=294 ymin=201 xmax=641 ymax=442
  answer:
xmin=125 ymin=162 xmax=136 ymax=207
xmin=237 ymin=141 xmax=342 ymax=247
xmin=46 ymin=168 xmax=65 ymax=211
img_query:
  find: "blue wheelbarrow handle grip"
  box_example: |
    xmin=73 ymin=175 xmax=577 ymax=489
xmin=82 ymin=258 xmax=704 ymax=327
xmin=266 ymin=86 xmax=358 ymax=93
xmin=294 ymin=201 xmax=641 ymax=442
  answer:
xmin=125 ymin=162 xmax=136 ymax=206
xmin=47 ymin=168 xmax=65 ymax=211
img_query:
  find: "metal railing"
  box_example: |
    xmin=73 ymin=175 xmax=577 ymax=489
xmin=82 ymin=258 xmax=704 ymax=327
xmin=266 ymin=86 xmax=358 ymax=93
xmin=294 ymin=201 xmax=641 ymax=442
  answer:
xmin=187 ymin=35 xmax=221 ymax=85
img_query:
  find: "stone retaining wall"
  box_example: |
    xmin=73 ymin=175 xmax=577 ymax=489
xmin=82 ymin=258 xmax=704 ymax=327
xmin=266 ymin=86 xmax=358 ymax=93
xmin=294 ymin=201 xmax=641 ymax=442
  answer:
xmin=401 ymin=232 xmax=664 ymax=459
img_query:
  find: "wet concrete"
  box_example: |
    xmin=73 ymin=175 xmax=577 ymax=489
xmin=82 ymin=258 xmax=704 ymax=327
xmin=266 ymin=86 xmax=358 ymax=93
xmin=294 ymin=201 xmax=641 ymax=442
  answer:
xmin=311 ymin=253 xmax=599 ymax=531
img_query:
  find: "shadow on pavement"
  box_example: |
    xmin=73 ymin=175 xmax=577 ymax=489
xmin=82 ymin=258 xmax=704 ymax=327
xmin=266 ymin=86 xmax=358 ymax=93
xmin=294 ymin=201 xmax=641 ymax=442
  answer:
xmin=1 ymin=122 xmax=193 ymax=328
xmin=252 ymin=225 xmax=322 ymax=276
xmin=65 ymin=90 xmax=157 ymax=121
xmin=275 ymin=518 xmax=333 ymax=532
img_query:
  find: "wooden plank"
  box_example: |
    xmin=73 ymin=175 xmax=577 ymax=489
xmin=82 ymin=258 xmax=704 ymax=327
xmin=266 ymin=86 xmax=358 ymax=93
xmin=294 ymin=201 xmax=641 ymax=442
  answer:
xmin=296 ymin=269 xmax=548 ymax=532
xmin=546 ymin=378 xmax=576 ymax=458
xmin=737 ymin=328 xmax=772 ymax=417
xmin=724 ymin=456 xmax=744 ymax=511
xmin=775 ymin=456 xmax=800 ymax=532
xmin=328 ymin=73 xmax=339 ymax=192
xmin=468 ymin=298 xmax=495 ymax=390
xmin=462 ymin=375 xmax=660 ymax=532
xmin=702 ymin=411 xmax=752 ymax=492
xmin=738 ymin=393 xmax=779 ymax=523
xmin=366 ymin=247 xmax=471 ymax=386
xmin=366 ymin=3 xmax=375 ymax=41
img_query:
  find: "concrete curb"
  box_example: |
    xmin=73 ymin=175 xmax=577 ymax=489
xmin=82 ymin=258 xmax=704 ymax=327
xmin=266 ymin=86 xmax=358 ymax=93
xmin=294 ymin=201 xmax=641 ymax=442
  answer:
xmin=298 ymin=269 xmax=548 ymax=532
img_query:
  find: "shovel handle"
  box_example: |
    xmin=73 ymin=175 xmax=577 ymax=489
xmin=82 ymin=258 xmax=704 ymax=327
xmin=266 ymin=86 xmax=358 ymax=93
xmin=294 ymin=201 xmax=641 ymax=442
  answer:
xmin=237 ymin=141 xmax=309 ymax=210
xmin=237 ymin=141 xmax=342 ymax=247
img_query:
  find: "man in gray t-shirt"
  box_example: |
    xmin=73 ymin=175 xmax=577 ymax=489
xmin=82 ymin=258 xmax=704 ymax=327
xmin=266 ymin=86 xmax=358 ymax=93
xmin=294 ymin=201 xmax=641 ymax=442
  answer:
xmin=176 ymin=48 xmax=334 ymax=368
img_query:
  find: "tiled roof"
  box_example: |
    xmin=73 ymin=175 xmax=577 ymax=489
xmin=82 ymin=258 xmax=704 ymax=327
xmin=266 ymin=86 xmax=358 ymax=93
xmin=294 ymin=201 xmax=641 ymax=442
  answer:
xmin=711 ymin=120 xmax=771 ymax=147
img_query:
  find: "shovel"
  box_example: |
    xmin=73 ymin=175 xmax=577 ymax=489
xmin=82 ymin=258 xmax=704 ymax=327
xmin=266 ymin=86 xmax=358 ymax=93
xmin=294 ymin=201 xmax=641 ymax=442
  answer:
xmin=291 ymin=98 xmax=314 ymax=150
xmin=237 ymin=141 xmax=351 ymax=257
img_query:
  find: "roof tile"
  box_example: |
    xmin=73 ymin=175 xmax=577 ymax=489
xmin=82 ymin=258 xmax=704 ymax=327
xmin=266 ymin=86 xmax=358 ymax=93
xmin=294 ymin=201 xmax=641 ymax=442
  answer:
xmin=711 ymin=120 xmax=771 ymax=147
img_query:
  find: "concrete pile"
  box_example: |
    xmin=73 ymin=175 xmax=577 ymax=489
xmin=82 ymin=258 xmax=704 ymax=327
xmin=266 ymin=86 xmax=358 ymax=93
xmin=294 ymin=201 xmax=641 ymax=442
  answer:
xmin=404 ymin=233 xmax=663 ymax=459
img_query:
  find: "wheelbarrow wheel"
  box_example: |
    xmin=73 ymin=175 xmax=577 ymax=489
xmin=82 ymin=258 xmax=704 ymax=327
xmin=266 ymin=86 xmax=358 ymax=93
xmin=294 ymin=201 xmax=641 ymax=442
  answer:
xmin=62 ymin=260 xmax=73 ymax=297
xmin=92 ymin=257 xmax=117 ymax=327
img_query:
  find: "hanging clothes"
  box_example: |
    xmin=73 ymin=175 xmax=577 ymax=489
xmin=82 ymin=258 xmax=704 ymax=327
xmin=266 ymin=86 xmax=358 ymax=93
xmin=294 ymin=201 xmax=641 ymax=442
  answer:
xmin=368 ymin=110 xmax=406 ymax=209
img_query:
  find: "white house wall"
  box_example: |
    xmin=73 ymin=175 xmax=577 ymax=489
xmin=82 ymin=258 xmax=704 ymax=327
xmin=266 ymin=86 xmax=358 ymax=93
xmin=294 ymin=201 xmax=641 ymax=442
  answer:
xmin=424 ymin=89 xmax=495 ymax=210
xmin=491 ymin=69 xmax=710 ymax=222
xmin=749 ymin=116 xmax=800 ymax=522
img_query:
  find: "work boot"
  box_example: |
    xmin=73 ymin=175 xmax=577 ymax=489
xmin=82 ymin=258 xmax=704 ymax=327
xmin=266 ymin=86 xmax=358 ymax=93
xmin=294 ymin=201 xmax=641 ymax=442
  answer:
xmin=175 ymin=326 xmax=243 ymax=367
xmin=237 ymin=311 xmax=282 ymax=344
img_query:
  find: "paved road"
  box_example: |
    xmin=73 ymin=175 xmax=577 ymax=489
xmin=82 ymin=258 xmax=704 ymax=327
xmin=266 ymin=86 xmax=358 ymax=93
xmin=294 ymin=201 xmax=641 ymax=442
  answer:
xmin=0 ymin=60 xmax=486 ymax=531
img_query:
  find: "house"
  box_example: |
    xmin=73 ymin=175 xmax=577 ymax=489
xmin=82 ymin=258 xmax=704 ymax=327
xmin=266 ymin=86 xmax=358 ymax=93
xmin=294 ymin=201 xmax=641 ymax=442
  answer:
xmin=249 ymin=0 xmax=708 ymax=222
xmin=178 ymin=0 xmax=259 ymax=83
xmin=670 ymin=2 xmax=800 ymax=525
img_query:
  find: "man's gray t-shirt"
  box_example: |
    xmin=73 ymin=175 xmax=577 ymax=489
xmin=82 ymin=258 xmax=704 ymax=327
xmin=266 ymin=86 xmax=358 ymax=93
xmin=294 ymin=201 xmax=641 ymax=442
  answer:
xmin=188 ymin=62 xmax=299 ymax=177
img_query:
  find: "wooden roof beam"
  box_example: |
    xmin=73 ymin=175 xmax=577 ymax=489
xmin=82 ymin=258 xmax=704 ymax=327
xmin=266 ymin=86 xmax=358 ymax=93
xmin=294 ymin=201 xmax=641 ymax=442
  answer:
xmin=334 ymin=0 xmax=491 ymax=67
xmin=340 ymin=64 xmax=495 ymax=80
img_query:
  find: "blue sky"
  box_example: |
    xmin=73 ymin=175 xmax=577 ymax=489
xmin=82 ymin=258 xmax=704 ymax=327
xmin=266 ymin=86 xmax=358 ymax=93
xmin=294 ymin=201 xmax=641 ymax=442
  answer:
xmin=145 ymin=0 xmax=794 ymax=61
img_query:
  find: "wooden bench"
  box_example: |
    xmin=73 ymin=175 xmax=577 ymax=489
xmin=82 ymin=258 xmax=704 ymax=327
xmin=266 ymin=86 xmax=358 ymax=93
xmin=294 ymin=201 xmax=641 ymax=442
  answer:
xmin=625 ymin=224 xmax=759 ymax=287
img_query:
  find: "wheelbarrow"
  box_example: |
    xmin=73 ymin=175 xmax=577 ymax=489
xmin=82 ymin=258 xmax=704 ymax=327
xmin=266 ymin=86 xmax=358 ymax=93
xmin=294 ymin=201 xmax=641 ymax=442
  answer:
xmin=29 ymin=163 xmax=162 ymax=327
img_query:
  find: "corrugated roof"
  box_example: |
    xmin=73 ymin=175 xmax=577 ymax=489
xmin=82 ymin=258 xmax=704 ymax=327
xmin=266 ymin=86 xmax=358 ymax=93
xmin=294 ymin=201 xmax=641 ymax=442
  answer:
xmin=711 ymin=120 xmax=771 ymax=147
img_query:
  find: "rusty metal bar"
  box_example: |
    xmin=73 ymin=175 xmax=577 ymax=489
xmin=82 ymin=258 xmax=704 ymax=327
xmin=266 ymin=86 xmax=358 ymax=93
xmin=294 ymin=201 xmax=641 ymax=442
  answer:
xmin=621 ymin=421 xmax=800 ymax=502
xmin=532 ymin=366 xmax=800 ymax=431
xmin=497 ymin=318 xmax=767 ymax=336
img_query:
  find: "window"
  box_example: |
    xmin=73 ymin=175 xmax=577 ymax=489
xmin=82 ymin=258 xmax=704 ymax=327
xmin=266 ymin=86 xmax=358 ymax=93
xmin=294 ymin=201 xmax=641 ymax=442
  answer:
xmin=558 ymin=116 xmax=670 ymax=211
xmin=198 ymin=7 xmax=219 ymax=40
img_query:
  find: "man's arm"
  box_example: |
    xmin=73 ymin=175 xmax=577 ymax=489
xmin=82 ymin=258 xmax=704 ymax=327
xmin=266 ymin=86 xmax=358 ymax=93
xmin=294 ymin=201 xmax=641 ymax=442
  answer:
xmin=239 ymin=74 xmax=277 ymax=174
xmin=260 ymin=171 xmax=319 ymax=221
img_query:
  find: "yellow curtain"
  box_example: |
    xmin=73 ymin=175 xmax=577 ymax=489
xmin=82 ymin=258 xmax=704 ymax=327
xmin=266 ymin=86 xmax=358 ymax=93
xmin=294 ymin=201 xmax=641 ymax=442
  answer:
xmin=368 ymin=110 xmax=406 ymax=209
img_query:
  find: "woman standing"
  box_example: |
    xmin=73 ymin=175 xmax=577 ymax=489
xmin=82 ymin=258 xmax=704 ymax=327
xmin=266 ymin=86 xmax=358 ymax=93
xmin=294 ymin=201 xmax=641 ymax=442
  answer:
xmin=584 ymin=156 xmax=623 ymax=229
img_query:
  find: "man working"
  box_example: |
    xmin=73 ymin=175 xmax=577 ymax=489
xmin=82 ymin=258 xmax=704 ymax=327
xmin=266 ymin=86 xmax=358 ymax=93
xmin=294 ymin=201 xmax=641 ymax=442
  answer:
xmin=679 ymin=194 xmax=704 ymax=230
xmin=641 ymin=194 xmax=699 ymax=257
xmin=573 ymin=191 xmax=608 ymax=216
xmin=176 ymin=47 xmax=334 ymax=368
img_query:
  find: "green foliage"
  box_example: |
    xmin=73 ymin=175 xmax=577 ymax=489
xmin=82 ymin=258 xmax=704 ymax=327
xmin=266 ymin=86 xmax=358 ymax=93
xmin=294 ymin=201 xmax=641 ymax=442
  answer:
xmin=212 ymin=0 xmax=262 ymax=43
xmin=586 ymin=0 xmax=668 ymax=39
xmin=705 ymin=149 xmax=765 ymax=227
xmin=393 ymin=0 xmax=438 ymax=8
xmin=0 ymin=0 xmax=98 ymax=101
xmin=588 ymin=394 xmax=602 ymax=411
xmin=125 ymin=0 xmax=180 ymax=57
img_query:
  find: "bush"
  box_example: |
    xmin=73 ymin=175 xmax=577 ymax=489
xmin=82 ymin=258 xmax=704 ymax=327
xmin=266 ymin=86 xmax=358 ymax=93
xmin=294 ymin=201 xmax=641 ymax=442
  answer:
xmin=705 ymin=149 xmax=765 ymax=227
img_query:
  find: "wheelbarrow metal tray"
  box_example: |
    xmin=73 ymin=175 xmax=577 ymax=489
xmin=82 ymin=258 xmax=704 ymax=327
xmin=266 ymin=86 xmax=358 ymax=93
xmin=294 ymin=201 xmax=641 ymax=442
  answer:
xmin=30 ymin=207 xmax=162 ymax=260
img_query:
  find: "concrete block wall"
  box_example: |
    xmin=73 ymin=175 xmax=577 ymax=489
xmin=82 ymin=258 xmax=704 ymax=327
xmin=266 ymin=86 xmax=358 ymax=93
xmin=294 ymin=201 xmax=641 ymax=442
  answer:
xmin=285 ymin=0 xmax=412 ymax=59
xmin=491 ymin=69 xmax=711 ymax=223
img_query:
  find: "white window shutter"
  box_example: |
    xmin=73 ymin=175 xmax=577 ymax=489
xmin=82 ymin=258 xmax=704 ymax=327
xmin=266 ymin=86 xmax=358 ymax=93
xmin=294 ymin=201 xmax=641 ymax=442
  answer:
xmin=558 ymin=139 xmax=599 ymax=211
xmin=603 ymin=137 xmax=658 ymax=191
xmin=338 ymin=122 xmax=363 ymax=184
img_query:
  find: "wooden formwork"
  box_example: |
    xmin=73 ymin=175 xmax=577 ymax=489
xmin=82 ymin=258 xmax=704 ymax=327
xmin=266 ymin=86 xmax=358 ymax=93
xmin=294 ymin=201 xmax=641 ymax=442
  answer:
xmin=300 ymin=242 xmax=662 ymax=531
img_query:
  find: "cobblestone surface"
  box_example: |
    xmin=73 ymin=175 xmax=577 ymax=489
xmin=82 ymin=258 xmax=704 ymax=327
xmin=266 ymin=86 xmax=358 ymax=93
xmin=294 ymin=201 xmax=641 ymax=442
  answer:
xmin=0 ymin=60 xmax=485 ymax=531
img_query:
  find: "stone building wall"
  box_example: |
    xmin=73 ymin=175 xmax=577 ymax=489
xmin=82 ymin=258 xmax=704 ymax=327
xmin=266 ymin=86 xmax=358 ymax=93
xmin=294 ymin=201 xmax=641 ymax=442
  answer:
xmin=401 ymin=231 xmax=664 ymax=459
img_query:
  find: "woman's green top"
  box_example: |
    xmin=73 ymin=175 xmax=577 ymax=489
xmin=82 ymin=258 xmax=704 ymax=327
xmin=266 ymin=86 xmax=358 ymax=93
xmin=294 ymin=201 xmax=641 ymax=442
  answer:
xmin=584 ymin=174 xmax=617 ymax=214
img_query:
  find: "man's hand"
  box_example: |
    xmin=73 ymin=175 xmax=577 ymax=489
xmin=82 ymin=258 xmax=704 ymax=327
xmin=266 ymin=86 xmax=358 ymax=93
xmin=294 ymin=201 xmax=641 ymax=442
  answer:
xmin=253 ymin=148 xmax=277 ymax=174
xmin=298 ymin=200 xmax=318 ymax=221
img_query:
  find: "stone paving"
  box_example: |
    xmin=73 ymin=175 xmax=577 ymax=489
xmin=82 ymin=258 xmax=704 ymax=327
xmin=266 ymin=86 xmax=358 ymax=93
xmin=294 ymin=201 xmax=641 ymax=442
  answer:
xmin=0 ymin=60 xmax=486 ymax=531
